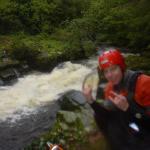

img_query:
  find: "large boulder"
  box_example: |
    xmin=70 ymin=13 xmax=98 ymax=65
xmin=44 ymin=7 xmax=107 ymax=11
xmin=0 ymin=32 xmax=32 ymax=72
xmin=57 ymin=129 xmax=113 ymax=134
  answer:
xmin=58 ymin=90 xmax=95 ymax=132
xmin=25 ymin=90 xmax=95 ymax=148
xmin=37 ymin=90 xmax=97 ymax=149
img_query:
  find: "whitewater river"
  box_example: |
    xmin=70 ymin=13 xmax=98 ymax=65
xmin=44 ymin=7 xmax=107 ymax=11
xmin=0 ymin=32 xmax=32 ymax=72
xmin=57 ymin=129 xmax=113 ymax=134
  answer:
xmin=0 ymin=57 xmax=97 ymax=150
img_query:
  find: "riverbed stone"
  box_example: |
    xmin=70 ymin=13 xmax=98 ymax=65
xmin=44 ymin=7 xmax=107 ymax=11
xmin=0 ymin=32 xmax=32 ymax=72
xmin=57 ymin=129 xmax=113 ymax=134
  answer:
xmin=56 ymin=90 xmax=95 ymax=134
xmin=0 ymin=68 xmax=18 ymax=82
xmin=59 ymin=90 xmax=88 ymax=112
xmin=0 ymin=60 xmax=30 ymax=85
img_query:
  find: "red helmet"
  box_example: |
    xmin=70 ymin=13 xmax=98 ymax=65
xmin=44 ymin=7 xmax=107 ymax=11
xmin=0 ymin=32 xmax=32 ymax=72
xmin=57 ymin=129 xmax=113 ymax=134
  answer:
xmin=98 ymin=49 xmax=126 ymax=71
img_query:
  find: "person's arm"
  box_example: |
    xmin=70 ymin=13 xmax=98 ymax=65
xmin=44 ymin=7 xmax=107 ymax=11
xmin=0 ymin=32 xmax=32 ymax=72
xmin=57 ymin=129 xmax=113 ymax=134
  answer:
xmin=90 ymin=101 xmax=110 ymax=116
xmin=82 ymin=83 xmax=119 ymax=112
xmin=135 ymin=74 xmax=150 ymax=107
xmin=82 ymin=86 xmax=106 ymax=112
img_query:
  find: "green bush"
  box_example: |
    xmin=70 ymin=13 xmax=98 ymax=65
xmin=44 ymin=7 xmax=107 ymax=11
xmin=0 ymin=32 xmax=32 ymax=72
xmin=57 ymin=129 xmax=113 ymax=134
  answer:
xmin=83 ymin=40 xmax=95 ymax=57
xmin=126 ymin=55 xmax=150 ymax=75
xmin=9 ymin=40 xmax=40 ymax=62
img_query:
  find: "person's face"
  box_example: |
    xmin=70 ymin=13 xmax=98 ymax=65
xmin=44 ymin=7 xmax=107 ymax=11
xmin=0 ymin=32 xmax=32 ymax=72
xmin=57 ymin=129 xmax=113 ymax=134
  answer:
xmin=103 ymin=65 xmax=123 ymax=85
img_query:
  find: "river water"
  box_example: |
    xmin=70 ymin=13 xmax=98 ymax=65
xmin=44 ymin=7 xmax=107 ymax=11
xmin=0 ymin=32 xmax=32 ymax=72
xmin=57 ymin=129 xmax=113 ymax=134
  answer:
xmin=0 ymin=57 xmax=97 ymax=150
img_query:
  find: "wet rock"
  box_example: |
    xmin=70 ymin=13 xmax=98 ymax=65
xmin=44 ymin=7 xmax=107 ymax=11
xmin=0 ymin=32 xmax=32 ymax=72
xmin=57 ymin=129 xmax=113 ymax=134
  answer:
xmin=25 ymin=91 xmax=97 ymax=150
xmin=0 ymin=68 xmax=18 ymax=83
xmin=58 ymin=90 xmax=95 ymax=133
xmin=63 ymin=90 xmax=87 ymax=105
xmin=16 ymin=64 xmax=30 ymax=75
xmin=0 ymin=78 xmax=4 ymax=86
xmin=0 ymin=61 xmax=30 ymax=85
xmin=59 ymin=90 xmax=88 ymax=111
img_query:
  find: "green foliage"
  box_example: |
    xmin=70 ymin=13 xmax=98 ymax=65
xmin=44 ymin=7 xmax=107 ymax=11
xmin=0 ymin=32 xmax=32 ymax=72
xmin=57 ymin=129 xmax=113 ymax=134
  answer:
xmin=64 ymin=18 xmax=97 ymax=59
xmin=0 ymin=0 xmax=90 ymax=34
xmin=82 ymin=40 xmax=95 ymax=56
xmin=67 ymin=0 xmax=150 ymax=52
xmin=48 ymin=116 xmax=86 ymax=147
xmin=25 ymin=113 xmax=87 ymax=150
xmin=126 ymin=55 xmax=150 ymax=75
xmin=0 ymin=0 xmax=150 ymax=69
xmin=9 ymin=39 xmax=40 ymax=62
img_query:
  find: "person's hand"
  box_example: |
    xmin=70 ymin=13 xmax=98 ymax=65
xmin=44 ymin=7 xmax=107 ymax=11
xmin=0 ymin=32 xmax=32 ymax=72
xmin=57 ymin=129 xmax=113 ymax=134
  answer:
xmin=82 ymin=85 xmax=95 ymax=104
xmin=108 ymin=91 xmax=129 ymax=111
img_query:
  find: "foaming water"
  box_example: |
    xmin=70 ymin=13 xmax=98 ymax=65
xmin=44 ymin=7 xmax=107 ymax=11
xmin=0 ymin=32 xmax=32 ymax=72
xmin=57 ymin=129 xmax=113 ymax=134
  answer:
xmin=0 ymin=61 xmax=95 ymax=122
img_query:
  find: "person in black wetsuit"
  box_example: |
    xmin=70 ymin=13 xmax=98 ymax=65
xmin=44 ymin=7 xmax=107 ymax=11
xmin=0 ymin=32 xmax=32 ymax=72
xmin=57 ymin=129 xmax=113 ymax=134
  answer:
xmin=82 ymin=49 xmax=150 ymax=150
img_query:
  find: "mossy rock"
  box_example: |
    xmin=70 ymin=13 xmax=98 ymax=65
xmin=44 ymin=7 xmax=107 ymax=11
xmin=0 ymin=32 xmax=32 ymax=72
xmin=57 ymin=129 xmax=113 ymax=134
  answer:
xmin=57 ymin=111 xmax=81 ymax=124
xmin=59 ymin=95 xmax=82 ymax=111
xmin=59 ymin=90 xmax=87 ymax=111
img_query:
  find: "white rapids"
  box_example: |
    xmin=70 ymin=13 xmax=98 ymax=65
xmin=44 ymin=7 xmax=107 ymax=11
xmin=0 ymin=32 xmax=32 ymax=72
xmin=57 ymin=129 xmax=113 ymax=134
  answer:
xmin=0 ymin=59 xmax=97 ymax=122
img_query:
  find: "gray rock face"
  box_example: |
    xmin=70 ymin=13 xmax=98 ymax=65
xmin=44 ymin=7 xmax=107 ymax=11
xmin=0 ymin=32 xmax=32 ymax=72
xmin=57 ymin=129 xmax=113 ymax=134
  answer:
xmin=58 ymin=90 xmax=95 ymax=132
xmin=0 ymin=63 xmax=30 ymax=86
xmin=0 ymin=68 xmax=18 ymax=79
xmin=63 ymin=90 xmax=87 ymax=105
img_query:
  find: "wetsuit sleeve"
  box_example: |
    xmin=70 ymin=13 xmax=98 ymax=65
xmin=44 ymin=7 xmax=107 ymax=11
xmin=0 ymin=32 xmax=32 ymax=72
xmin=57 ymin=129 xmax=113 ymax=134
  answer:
xmin=90 ymin=101 xmax=110 ymax=134
xmin=135 ymin=74 xmax=150 ymax=107
xmin=90 ymin=101 xmax=109 ymax=116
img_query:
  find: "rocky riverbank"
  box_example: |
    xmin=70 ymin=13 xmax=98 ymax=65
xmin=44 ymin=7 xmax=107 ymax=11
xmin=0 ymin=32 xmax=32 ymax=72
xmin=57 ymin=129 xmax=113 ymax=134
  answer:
xmin=25 ymin=90 xmax=109 ymax=150
xmin=0 ymin=60 xmax=30 ymax=86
